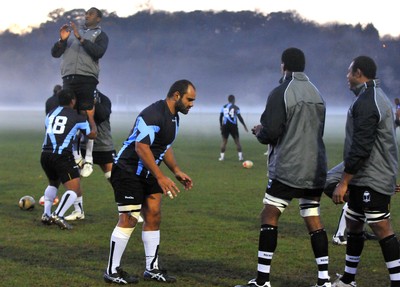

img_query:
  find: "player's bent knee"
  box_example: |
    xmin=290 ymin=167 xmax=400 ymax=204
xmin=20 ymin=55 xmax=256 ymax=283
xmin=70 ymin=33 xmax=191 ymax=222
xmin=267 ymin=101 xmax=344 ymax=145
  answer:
xmin=299 ymin=198 xmax=320 ymax=217
xmin=345 ymin=208 xmax=366 ymax=223
xmin=263 ymin=193 xmax=290 ymax=213
xmin=118 ymin=204 xmax=142 ymax=222
xmin=129 ymin=211 xmax=141 ymax=221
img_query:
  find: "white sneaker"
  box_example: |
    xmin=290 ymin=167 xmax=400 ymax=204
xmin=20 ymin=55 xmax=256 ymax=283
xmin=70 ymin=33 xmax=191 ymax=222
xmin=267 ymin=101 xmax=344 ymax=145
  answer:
xmin=218 ymin=157 xmax=224 ymax=161
xmin=332 ymin=235 xmax=347 ymax=245
xmin=234 ymin=278 xmax=271 ymax=287
xmin=332 ymin=274 xmax=356 ymax=287
xmin=75 ymin=157 xmax=85 ymax=169
xmin=64 ymin=210 xmax=85 ymax=221
xmin=80 ymin=162 xmax=93 ymax=177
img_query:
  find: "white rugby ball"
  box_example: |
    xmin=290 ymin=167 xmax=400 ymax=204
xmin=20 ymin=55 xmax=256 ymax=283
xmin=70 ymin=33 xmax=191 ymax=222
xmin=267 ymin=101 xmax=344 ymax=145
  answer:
xmin=242 ymin=160 xmax=253 ymax=168
xmin=39 ymin=195 xmax=60 ymax=206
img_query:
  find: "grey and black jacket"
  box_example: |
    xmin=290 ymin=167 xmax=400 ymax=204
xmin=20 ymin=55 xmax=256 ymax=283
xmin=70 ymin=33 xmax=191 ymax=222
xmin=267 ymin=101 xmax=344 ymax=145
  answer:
xmin=257 ymin=72 xmax=327 ymax=189
xmin=51 ymin=26 xmax=108 ymax=80
xmin=344 ymin=79 xmax=398 ymax=195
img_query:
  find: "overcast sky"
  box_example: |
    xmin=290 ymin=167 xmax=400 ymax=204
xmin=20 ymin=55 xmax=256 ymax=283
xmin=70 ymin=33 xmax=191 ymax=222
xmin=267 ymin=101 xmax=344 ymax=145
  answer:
xmin=1 ymin=0 xmax=398 ymax=37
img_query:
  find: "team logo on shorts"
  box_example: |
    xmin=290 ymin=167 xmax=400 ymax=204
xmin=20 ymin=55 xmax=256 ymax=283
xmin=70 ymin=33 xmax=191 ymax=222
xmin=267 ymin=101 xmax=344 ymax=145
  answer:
xmin=363 ymin=191 xmax=371 ymax=203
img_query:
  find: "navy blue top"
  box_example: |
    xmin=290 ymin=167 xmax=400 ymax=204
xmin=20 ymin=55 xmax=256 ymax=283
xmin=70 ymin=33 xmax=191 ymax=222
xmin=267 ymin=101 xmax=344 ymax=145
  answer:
xmin=42 ymin=106 xmax=91 ymax=155
xmin=115 ymin=100 xmax=179 ymax=177
xmin=220 ymin=103 xmax=241 ymax=125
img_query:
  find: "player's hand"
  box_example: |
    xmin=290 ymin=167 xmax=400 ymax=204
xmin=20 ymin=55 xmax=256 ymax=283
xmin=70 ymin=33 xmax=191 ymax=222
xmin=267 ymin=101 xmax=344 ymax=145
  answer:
xmin=251 ymin=125 xmax=262 ymax=136
xmin=395 ymin=184 xmax=400 ymax=193
xmin=69 ymin=21 xmax=81 ymax=40
xmin=60 ymin=24 xmax=71 ymax=41
xmin=343 ymin=191 xmax=349 ymax=202
xmin=157 ymin=175 xmax=180 ymax=199
xmin=332 ymin=182 xmax=348 ymax=204
xmin=175 ymin=171 xmax=193 ymax=190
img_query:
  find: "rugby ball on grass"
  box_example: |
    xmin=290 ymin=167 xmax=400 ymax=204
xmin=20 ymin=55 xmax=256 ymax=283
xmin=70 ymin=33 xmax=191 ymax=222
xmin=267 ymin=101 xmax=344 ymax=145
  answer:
xmin=242 ymin=160 xmax=253 ymax=168
xmin=18 ymin=195 xmax=35 ymax=210
xmin=39 ymin=195 xmax=59 ymax=206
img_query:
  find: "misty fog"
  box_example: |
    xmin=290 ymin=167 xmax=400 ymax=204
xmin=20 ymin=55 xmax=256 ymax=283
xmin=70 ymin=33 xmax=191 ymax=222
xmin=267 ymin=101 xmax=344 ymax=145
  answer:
xmin=1 ymin=9 xmax=400 ymax=114
xmin=0 ymin=9 xmax=398 ymax=153
xmin=0 ymin=108 xmax=347 ymax=140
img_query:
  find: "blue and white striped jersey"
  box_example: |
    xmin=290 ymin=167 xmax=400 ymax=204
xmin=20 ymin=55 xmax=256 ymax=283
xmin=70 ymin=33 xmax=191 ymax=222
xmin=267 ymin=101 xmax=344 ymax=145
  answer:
xmin=115 ymin=100 xmax=179 ymax=177
xmin=42 ymin=106 xmax=91 ymax=155
xmin=221 ymin=103 xmax=241 ymax=125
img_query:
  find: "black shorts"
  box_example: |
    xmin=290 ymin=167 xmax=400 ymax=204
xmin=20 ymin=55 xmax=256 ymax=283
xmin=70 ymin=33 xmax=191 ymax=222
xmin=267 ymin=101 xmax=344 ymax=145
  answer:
xmin=266 ymin=179 xmax=323 ymax=200
xmin=82 ymin=149 xmax=116 ymax=165
xmin=110 ymin=165 xmax=162 ymax=205
xmin=63 ymin=75 xmax=98 ymax=111
xmin=348 ymin=185 xmax=391 ymax=214
xmin=40 ymin=152 xmax=80 ymax=183
xmin=221 ymin=122 xmax=239 ymax=139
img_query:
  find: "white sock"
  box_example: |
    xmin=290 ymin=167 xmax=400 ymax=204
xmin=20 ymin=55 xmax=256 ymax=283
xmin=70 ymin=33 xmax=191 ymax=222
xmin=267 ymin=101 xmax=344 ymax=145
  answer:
xmin=107 ymin=226 xmax=134 ymax=274
xmin=85 ymin=139 xmax=94 ymax=164
xmin=335 ymin=202 xmax=348 ymax=237
xmin=73 ymin=196 xmax=84 ymax=213
xmin=44 ymin=185 xmax=58 ymax=216
xmin=73 ymin=149 xmax=82 ymax=163
xmin=220 ymin=153 xmax=224 ymax=159
xmin=54 ymin=190 xmax=77 ymax=217
xmin=104 ymin=171 xmax=111 ymax=180
xmin=72 ymin=134 xmax=83 ymax=164
xmin=238 ymin=152 xmax=243 ymax=159
xmin=142 ymin=230 xmax=160 ymax=270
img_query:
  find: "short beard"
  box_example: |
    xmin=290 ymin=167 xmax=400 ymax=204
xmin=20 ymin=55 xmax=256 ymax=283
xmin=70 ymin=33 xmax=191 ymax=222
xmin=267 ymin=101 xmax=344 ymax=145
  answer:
xmin=176 ymin=99 xmax=188 ymax=114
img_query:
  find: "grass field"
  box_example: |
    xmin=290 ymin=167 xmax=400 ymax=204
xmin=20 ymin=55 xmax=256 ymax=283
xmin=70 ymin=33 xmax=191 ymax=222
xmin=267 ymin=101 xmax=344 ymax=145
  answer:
xmin=1 ymin=110 xmax=399 ymax=287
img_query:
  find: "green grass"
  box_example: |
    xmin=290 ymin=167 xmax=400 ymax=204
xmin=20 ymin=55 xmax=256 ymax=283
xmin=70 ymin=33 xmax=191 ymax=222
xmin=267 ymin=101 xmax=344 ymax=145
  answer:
xmin=0 ymin=111 xmax=399 ymax=286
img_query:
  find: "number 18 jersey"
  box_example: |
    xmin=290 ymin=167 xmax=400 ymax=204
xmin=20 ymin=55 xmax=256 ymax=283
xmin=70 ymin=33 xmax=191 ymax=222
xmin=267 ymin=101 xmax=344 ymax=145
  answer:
xmin=42 ymin=106 xmax=91 ymax=155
